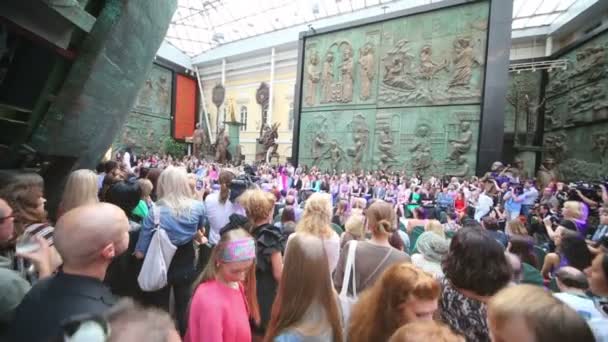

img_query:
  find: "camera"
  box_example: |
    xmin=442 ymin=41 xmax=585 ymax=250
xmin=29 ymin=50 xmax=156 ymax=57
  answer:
xmin=229 ymin=172 xmax=258 ymax=202
xmin=568 ymin=181 xmax=602 ymax=202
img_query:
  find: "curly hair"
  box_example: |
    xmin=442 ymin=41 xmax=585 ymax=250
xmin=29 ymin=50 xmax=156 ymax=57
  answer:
xmin=442 ymin=227 xmax=511 ymax=296
xmin=296 ymin=192 xmax=333 ymax=238
xmin=239 ymin=189 xmax=275 ymax=227
xmin=348 ymin=263 xmax=440 ymax=342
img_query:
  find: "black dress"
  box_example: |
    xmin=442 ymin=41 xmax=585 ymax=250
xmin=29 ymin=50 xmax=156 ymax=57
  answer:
xmin=252 ymin=223 xmax=285 ymax=334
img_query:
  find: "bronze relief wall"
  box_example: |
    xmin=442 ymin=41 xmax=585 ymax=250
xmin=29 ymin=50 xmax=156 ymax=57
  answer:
xmin=297 ymin=0 xmax=490 ymax=176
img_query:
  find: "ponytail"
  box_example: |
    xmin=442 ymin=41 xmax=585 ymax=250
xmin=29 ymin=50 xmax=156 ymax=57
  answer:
xmin=218 ymin=170 xmax=235 ymax=204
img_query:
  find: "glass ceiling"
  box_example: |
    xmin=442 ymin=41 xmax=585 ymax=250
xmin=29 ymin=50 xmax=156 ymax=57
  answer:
xmin=166 ymin=0 xmax=583 ymax=57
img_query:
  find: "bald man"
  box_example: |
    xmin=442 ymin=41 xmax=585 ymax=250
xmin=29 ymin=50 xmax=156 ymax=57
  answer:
xmin=11 ymin=203 xmax=130 ymax=342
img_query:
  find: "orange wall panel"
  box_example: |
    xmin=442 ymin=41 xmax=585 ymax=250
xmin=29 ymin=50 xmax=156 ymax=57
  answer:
xmin=174 ymin=74 xmax=196 ymax=140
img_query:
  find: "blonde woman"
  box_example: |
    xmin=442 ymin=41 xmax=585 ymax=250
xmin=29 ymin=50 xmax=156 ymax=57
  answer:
xmin=341 ymin=213 xmax=365 ymax=249
xmin=265 ymin=234 xmax=344 ymax=342
xmin=239 ymin=189 xmax=285 ymax=336
xmin=424 ymin=219 xmax=445 ymax=239
xmin=58 ymin=169 xmax=99 ymax=217
xmin=290 ymin=192 xmax=341 ymax=273
xmin=488 ymin=285 xmax=594 ymax=342
xmin=134 ymin=166 xmax=208 ymax=335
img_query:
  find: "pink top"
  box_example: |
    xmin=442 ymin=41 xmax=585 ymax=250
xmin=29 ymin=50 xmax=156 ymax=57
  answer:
xmin=185 ymin=280 xmax=251 ymax=342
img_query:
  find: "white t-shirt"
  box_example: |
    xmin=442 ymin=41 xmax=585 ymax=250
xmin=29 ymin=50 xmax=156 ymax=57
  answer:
xmin=411 ymin=253 xmax=444 ymax=278
xmin=474 ymin=192 xmax=493 ymax=221
xmin=204 ymin=192 xmax=237 ymax=245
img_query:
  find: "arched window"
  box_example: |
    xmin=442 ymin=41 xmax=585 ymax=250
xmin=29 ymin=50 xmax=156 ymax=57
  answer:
xmin=288 ymin=102 xmax=294 ymax=130
xmin=240 ymin=106 xmax=247 ymax=131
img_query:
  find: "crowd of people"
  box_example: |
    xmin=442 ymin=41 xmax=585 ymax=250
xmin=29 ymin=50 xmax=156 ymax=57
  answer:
xmin=0 ymin=151 xmax=607 ymax=342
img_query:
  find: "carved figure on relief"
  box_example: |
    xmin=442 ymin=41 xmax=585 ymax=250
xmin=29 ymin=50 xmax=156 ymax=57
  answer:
xmin=378 ymin=126 xmax=398 ymax=170
xmin=382 ymin=39 xmax=416 ymax=90
xmin=358 ymin=44 xmax=375 ymax=100
xmin=305 ymin=51 xmax=321 ymax=106
xmin=448 ymin=121 xmax=473 ymax=163
xmin=192 ymin=122 xmax=206 ymax=158
xmin=592 ymin=132 xmax=608 ymax=164
xmin=543 ymin=132 xmax=567 ymax=163
xmin=544 ymin=103 xmax=559 ymax=129
xmin=409 ymin=124 xmax=433 ymax=175
xmin=310 ymin=117 xmax=328 ymax=165
xmin=321 ymin=52 xmax=335 ymax=103
xmin=418 ymin=45 xmax=448 ymax=80
xmin=448 ymin=38 xmax=481 ymax=89
xmin=327 ymin=140 xmax=345 ymax=171
xmin=347 ymin=114 xmax=369 ymax=171
xmin=340 ymin=45 xmax=355 ymax=103
xmin=573 ymin=46 xmax=605 ymax=82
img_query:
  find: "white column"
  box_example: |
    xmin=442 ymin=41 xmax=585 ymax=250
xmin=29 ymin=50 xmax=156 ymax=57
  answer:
xmin=219 ymin=58 xmax=226 ymax=132
xmin=194 ymin=68 xmax=213 ymax=142
xmin=545 ymin=36 xmax=553 ymax=57
xmin=268 ymin=47 xmax=276 ymax=124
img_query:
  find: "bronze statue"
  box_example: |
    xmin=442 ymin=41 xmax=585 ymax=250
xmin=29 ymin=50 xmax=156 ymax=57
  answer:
xmin=340 ymin=46 xmax=354 ymax=103
xmin=448 ymin=38 xmax=479 ymax=88
xmin=260 ymin=122 xmax=280 ymax=162
xmin=305 ymin=51 xmax=320 ymax=106
xmin=321 ymin=52 xmax=335 ymax=103
xmin=215 ymin=126 xmax=230 ymax=164
xmin=358 ymin=44 xmax=375 ymax=101
xmin=537 ymin=158 xmax=559 ymax=191
xmin=448 ymin=121 xmax=472 ymax=163
xmin=192 ymin=123 xmax=206 ymax=158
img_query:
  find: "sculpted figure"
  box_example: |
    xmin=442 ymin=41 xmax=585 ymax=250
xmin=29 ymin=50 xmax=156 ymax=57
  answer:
xmin=305 ymin=51 xmax=320 ymax=106
xmin=312 ymin=131 xmax=327 ymax=166
xmin=260 ymin=123 xmax=280 ymax=161
xmin=321 ymin=52 xmax=335 ymax=103
xmin=215 ymin=126 xmax=230 ymax=164
xmin=448 ymin=38 xmax=479 ymax=88
xmin=340 ymin=47 xmax=354 ymax=103
xmin=544 ymin=133 xmax=567 ymax=162
xmin=378 ymin=126 xmax=398 ymax=169
xmin=348 ymin=115 xmax=369 ymax=171
xmin=418 ymin=45 xmax=448 ymax=80
xmin=192 ymin=123 xmax=206 ymax=158
xmin=382 ymin=39 xmax=416 ymax=90
xmin=358 ymin=45 xmax=375 ymax=100
xmin=537 ymin=158 xmax=559 ymax=191
xmin=409 ymin=124 xmax=433 ymax=174
xmin=592 ymin=132 xmax=608 ymax=164
xmin=328 ymin=140 xmax=345 ymax=172
xmin=448 ymin=121 xmax=473 ymax=163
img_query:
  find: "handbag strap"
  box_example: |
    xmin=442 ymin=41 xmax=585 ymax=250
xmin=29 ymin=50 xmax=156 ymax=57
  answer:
xmin=361 ymin=247 xmax=393 ymax=289
xmin=340 ymin=240 xmax=358 ymax=297
xmin=153 ymin=205 xmax=160 ymax=230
